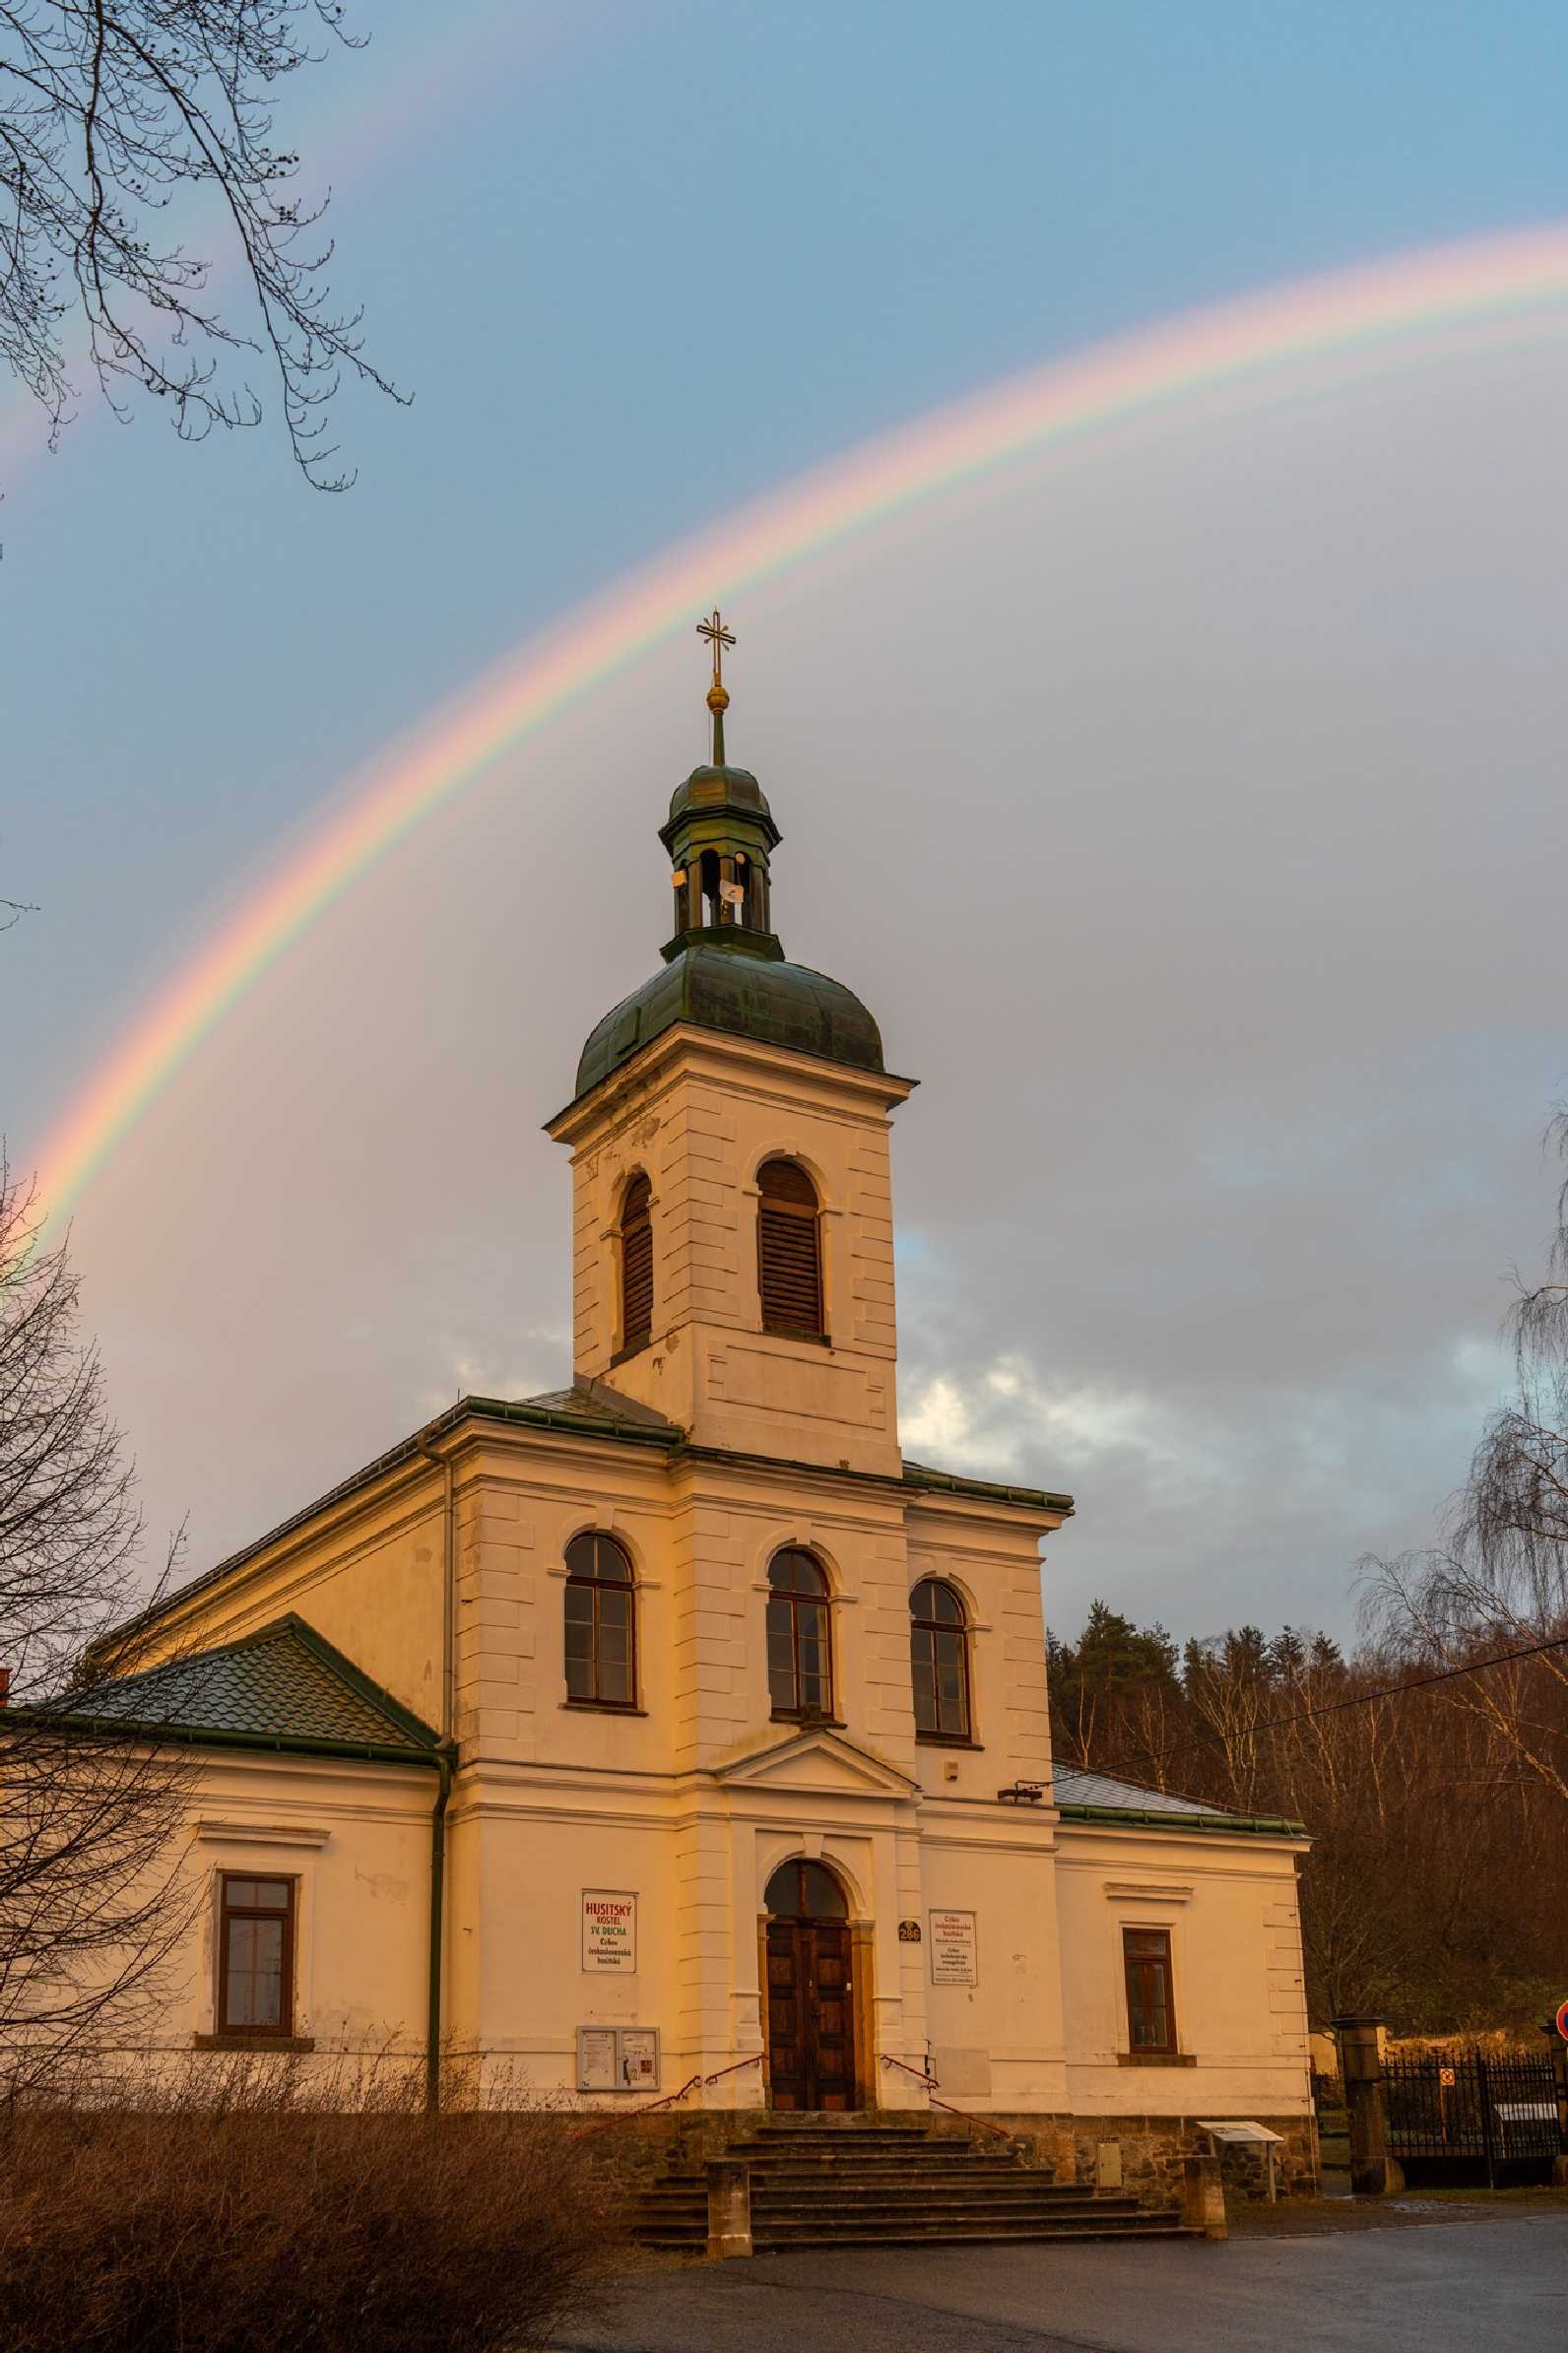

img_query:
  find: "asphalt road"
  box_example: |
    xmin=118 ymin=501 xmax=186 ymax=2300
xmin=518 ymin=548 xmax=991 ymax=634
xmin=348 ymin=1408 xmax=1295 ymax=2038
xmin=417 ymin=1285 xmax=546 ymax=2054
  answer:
xmin=558 ymin=2213 xmax=1568 ymax=2353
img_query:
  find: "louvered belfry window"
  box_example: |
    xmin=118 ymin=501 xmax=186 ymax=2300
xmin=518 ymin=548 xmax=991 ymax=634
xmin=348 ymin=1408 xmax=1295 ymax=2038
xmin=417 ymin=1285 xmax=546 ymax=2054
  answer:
xmin=620 ymin=1172 xmax=653 ymax=1354
xmin=757 ymin=1158 xmax=823 ymax=1339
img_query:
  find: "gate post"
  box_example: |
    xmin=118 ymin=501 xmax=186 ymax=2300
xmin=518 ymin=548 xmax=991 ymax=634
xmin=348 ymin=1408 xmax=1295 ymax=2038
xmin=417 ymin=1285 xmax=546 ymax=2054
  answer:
xmin=1333 ymin=2015 xmax=1404 ymax=2197
xmin=706 ymin=2159 xmax=752 ymax=2259
xmin=1180 ymin=2152 xmax=1227 ymax=2239
xmin=1545 ymin=2027 xmax=1568 ymax=2187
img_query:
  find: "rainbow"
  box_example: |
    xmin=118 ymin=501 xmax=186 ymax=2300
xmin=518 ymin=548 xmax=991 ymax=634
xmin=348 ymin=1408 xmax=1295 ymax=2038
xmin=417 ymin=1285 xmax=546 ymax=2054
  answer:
xmin=30 ymin=220 xmax=1568 ymax=1225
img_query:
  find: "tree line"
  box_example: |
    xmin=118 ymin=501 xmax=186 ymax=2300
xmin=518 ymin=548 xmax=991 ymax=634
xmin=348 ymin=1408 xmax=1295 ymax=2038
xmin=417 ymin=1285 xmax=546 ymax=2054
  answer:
xmin=1049 ymin=1117 xmax=1568 ymax=2036
xmin=1047 ymin=1601 xmax=1568 ymax=2033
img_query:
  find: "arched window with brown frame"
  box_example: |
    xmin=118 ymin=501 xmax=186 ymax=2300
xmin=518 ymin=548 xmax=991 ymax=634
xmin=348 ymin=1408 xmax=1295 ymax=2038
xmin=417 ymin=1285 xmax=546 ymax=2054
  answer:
xmin=766 ymin=1547 xmax=833 ymax=1721
xmin=563 ymin=1531 xmax=636 ymax=1709
xmin=619 ymin=1172 xmax=653 ymax=1356
xmin=757 ymin=1158 xmax=824 ymax=1340
xmin=909 ymin=1577 xmax=971 ymax=1741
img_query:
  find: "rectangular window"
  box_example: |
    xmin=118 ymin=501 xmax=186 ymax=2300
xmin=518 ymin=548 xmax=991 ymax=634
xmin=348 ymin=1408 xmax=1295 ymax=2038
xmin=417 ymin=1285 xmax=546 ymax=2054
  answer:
xmin=1123 ymin=1927 xmax=1176 ymax=2055
xmin=219 ymin=1873 xmax=295 ymax=2037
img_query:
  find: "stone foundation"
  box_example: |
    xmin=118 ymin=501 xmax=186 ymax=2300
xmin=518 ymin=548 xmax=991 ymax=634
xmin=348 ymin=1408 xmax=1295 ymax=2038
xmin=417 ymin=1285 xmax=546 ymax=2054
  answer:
xmin=578 ymin=2104 xmax=1319 ymax=2208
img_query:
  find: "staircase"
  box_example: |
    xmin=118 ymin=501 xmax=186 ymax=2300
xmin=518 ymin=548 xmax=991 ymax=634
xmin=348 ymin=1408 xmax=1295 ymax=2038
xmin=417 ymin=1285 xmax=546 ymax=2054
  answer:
xmin=633 ymin=2113 xmax=1193 ymax=2251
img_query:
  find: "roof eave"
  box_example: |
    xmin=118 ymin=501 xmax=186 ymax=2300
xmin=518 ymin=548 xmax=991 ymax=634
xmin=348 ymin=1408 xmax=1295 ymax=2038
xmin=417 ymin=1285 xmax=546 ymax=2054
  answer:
xmin=1054 ymin=1799 xmax=1309 ymax=1838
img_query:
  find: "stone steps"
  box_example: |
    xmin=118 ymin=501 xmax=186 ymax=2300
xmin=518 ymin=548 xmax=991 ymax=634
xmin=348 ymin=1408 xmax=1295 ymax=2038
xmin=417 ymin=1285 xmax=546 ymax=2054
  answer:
xmin=630 ymin=2116 xmax=1193 ymax=2253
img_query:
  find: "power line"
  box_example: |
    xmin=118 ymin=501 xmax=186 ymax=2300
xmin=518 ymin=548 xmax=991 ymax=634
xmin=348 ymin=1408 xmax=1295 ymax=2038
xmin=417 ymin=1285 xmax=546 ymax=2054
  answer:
xmin=1139 ymin=1626 xmax=1568 ymax=1769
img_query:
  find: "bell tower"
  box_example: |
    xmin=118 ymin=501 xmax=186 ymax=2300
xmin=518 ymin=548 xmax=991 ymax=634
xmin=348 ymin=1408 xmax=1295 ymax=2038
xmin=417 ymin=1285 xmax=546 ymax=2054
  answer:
xmin=663 ymin=611 xmax=780 ymax=948
xmin=546 ymin=617 xmax=914 ymax=1475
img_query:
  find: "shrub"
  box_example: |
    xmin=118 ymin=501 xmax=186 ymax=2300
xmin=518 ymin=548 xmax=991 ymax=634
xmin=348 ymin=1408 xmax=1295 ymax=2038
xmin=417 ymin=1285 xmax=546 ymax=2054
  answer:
xmin=0 ymin=2056 xmax=623 ymax=2353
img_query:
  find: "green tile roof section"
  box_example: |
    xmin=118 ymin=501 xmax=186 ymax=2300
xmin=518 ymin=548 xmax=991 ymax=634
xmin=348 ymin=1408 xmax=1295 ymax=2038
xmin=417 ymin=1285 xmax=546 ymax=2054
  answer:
xmin=573 ymin=936 xmax=885 ymax=1103
xmin=58 ymin=1615 xmax=440 ymax=1763
xmin=1051 ymin=1764 xmax=1306 ymax=1838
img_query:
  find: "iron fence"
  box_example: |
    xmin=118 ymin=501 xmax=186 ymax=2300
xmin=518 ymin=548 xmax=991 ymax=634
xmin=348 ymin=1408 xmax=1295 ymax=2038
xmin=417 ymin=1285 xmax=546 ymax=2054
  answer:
xmin=1384 ymin=2048 xmax=1564 ymax=2184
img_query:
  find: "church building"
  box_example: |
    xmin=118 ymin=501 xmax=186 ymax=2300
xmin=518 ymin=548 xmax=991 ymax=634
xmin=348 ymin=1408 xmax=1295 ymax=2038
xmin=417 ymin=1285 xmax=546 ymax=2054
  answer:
xmin=86 ymin=621 xmax=1315 ymax=2190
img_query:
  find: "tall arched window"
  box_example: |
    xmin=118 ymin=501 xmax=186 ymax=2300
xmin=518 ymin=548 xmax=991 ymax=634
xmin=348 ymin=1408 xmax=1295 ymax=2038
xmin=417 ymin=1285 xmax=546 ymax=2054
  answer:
xmin=563 ymin=1532 xmax=636 ymax=1708
xmin=909 ymin=1577 xmax=970 ymax=1741
xmin=766 ymin=1548 xmax=833 ymax=1721
xmin=619 ymin=1172 xmax=653 ymax=1355
xmin=757 ymin=1158 xmax=823 ymax=1340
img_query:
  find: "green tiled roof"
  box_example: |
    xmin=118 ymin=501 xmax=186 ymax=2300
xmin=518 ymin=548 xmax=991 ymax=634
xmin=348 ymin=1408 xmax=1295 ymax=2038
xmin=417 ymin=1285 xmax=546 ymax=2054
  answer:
xmin=573 ymin=938 xmax=885 ymax=1103
xmin=61 ymin=1615 xmax=439 ymax=1761
xmin=1051 ymin=1765 xmax=1306 ymax=1838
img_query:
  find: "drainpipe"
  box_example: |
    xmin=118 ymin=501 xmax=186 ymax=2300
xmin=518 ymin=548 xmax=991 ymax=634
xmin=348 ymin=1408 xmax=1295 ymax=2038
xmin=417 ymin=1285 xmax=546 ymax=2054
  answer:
xmin=416 ymin=1430 xmax=458 ymax=2113
xmin=425 ymin=1747 xmax=454 ymax=2113
xmin=415 ymin=1431 xmax=457 ymax=1743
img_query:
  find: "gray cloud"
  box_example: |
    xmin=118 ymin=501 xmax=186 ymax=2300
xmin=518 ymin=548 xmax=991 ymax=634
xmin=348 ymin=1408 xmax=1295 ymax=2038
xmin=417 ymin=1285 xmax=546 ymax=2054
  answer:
xmin=62 ymin=334 xmax=1568 ymax=1642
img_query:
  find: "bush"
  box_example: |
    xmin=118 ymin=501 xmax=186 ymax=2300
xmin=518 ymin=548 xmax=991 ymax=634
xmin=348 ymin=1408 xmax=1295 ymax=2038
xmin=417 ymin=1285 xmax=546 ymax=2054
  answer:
xmin=0 ymin=2057 xmax=623 ymax=2353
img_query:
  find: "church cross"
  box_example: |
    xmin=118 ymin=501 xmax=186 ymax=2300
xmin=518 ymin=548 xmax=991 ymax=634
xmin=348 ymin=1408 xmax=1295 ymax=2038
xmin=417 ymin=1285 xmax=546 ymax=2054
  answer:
xmin=696 ymin=608 xmax=736 ymax=693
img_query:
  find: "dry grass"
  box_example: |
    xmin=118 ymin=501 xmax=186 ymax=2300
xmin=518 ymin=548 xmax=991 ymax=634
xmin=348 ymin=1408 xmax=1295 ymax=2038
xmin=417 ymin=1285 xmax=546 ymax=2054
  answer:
xmin=0 ymin=2056 xmax=624 ymax=2353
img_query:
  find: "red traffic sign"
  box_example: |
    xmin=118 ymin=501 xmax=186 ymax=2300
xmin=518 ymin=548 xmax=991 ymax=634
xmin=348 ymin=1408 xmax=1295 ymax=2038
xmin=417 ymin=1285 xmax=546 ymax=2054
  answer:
xmin=1556 ymin=1999 xmax=1568 ymax=2041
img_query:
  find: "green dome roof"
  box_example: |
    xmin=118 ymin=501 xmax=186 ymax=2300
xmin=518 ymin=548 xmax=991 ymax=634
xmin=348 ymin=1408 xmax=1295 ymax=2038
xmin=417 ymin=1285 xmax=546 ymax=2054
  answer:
xmin=661 ymin=763 xmax=778 ymax=848
xmin=575 ymin=939 xmax=883 ymax=1101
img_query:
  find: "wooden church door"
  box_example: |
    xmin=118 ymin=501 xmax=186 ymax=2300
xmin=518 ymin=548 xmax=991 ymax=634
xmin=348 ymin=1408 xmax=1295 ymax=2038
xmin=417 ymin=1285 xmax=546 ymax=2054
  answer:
xmin=764 ymin=1860 xmax=858 ymax=2111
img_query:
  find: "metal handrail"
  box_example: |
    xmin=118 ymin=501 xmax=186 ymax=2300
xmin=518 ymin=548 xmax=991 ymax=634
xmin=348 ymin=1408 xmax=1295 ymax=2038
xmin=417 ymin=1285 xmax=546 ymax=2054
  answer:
xmin=879 ymin=2051 xmax=1015 ymax=2142
xmin=570 ymin=2051 xmax=762 ymax=2138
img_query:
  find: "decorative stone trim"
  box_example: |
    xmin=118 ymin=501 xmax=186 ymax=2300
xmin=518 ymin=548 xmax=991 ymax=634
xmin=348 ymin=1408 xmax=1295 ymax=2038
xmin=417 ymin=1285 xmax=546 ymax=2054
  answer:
xmin=193 ymin=2033 xmax=317 ymax=2054
xmin=194 ymin=1821 xmax=329 ymax=1849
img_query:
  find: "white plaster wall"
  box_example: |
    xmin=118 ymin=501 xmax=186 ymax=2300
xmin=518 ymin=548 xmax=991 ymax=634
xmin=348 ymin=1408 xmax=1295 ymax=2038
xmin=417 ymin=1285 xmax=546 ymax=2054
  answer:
xmin=125 ymin=1751 xmax=436 ymax=2071
xmin=1054 ymin=1819 xmax=1313 ymax=2118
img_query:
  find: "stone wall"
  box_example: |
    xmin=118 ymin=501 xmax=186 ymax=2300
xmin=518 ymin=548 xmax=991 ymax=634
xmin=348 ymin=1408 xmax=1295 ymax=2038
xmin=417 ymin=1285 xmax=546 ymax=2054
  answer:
xmin=580 ymin=2102 xmax=1320 ymax=2206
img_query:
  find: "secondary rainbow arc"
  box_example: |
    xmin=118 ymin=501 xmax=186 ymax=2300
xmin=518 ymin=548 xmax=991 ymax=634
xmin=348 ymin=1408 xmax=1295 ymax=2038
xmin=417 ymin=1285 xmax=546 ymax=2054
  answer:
xmin=30 ymin=220 xmax=1568 ymax=1226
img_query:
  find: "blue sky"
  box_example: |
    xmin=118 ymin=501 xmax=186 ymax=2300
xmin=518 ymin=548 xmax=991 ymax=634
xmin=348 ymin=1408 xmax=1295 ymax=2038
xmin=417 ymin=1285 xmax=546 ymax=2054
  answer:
xmin=9 ymin=2 xmax=1568 ymax=1641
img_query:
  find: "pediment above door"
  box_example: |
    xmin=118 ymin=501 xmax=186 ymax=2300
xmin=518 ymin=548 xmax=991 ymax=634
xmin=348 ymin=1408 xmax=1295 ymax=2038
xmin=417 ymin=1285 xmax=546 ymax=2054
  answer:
xmin=712 ymin=1725 xmax=917 ymax=1799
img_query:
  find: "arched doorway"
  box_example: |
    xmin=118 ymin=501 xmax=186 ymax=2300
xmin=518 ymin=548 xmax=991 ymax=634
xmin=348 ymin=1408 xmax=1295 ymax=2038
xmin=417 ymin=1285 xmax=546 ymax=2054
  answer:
xmin=763 ymin=1858 xmax=858 ymax=2111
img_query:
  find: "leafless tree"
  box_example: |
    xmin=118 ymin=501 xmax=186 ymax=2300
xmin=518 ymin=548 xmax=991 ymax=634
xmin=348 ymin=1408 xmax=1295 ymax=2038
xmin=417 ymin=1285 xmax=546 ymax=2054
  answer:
xmin=1362 ymin=1112 xmax=1568 ymax=1806
xmin=0 ymin=1161 xmax=195 ymax=2096
xmin=0 ymin=0 xmax=402 ymax=487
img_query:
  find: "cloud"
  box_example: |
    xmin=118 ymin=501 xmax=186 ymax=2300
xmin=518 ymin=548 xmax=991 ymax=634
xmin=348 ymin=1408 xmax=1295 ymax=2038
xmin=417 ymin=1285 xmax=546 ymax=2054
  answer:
xmin=56 ymin=335 xmax=1568 ymax=1644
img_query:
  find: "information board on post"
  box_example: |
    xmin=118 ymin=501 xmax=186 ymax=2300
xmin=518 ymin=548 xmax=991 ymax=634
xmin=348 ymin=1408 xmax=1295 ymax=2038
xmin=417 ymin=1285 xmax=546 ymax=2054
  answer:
xmin=928 ymin=1908 xmax=978 ymax=1986
xmin=581 ymin=1889 xmax=637 ymax=1973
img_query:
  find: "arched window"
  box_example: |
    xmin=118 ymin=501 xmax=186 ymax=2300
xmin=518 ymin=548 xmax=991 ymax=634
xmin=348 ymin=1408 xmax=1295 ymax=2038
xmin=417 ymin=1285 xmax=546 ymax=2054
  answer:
xmin=757 ymin=1158 xmax=824 ymax=1340
xmin=619 ymin=1172 xmax=653 ymax=1355
xmin=563 ymin=1532 xmax=636 ymax=1708
xmin=909 ymin=1577 xmax=970 ymax=1741
xmin=766 ymin=1548 xmax=833 ymax=1721
xmin=764 ymin=1858 xmax=848 ymax=1920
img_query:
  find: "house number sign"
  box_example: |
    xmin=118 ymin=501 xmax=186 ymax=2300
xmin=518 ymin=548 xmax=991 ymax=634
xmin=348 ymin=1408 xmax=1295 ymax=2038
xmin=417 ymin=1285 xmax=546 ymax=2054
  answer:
xmin=581 ymin=1889 xmax=637 ymax=1973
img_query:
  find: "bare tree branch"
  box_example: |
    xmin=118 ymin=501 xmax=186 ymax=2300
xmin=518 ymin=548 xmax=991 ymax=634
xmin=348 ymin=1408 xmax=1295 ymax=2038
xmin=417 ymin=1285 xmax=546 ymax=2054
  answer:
xmin=0 ymin=1 xmax=405 ymax=487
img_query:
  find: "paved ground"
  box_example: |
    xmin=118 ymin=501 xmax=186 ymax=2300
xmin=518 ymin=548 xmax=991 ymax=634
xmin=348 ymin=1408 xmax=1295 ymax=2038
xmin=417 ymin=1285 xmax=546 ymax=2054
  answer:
xmin=558 ymin=2207 xmax=1568 ymax=2353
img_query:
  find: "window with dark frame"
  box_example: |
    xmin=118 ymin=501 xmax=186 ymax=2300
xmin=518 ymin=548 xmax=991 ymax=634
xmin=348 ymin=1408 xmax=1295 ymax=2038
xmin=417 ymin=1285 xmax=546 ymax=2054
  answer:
xmin=218 ymin=1873 xmax=295 ymax=2038
xmin=756 ymin=1158 xmax=824 ymax=1339
xmin=909 ymin=1577 xmax=971 ymax=1740
xmin=766 ymin=1548 xmax=833 ymax=1720
xmin=619 ymin=1173 xmax=653 ymax=1355
xmin=1123 ymin=1926 xmax=1177 ymax=2054
xmin=563 ymin=1531 xmax=637 ymax=1708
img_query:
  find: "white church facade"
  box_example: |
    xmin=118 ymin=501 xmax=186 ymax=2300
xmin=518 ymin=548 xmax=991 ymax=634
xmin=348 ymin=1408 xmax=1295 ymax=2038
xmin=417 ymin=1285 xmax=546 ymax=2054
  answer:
xmin=84 ymin=635 xmax=1315 ymax=2190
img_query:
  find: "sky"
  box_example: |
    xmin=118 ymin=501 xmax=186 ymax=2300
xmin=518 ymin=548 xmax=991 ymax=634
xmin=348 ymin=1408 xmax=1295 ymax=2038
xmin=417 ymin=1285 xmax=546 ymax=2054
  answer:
xmin=8 ymin=0 xmax=1568 ymax=1648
